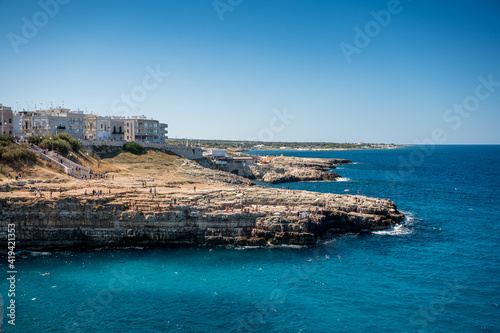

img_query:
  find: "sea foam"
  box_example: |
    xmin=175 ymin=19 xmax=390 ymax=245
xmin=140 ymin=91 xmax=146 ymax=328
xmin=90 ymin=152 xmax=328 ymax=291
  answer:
xmin=336 ymin=177 xmax=351 ymax=182
xmin=372 ymin=211 xmax=415 ymax=236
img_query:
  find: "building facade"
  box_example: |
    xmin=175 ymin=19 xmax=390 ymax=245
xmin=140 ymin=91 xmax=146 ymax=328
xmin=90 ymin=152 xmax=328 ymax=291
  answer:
xmin=67 ymin=111 xmax=85 ymax=140
xmin=96 ymin=116 xmax=111 ymax=140
xmin=124 ymin=116 xmax=167 ymax=144
xmin=0 ymin=104 xmax=13 ymax=135
xmin=110 ymin=117 xmax=125 ymax=141
xmin=8 ymin=105 xmax=167 ymax=143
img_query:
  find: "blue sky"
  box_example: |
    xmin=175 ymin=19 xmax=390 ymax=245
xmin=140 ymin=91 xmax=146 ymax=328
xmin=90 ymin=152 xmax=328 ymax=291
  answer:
xmin=1 ymin=0 xmax=499 ymax=144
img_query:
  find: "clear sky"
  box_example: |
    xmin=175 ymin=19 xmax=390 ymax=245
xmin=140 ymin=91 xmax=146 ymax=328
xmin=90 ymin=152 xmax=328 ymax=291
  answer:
xmin=1 ymin=0 xmax=499 ymax=144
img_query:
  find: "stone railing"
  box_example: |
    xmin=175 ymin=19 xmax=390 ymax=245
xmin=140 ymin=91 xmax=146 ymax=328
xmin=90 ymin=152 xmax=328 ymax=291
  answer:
xmin=24 ymin=142 xmax=91 ymax=178
xmin=37 ymin=151 xmax=70 ymax=174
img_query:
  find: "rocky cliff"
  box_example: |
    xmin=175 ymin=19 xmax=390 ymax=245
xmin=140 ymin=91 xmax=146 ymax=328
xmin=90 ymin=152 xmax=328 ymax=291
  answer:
xmin=249 ymin=156 xmax=351 ymax=183
xmin=0 ymin=187 xmax=404 ymax=250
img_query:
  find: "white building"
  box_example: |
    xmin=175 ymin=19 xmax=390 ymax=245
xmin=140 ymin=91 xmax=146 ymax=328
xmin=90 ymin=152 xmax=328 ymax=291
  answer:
xmin=210 ymin=149 xmax=226 ymax=157
xmin=96 ymin=116 xmax=111 ymax=140
xmin=14 ymin=107 xmax=70 ymax=137
xmin=84 ymin=114 xmax=111 ymax=140
xmin=124 ymin=116 xmax=167 ymax=144
xmin=11 ymin=106 xmax=167 ymax=144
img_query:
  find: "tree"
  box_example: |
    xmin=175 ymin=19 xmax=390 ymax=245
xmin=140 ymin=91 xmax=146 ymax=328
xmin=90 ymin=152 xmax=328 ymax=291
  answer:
xmin=27 ymin=135 xmax=42 ymax=145
xmin=57 ymin=133 xmax=82 ymax=152
xmin=123 ymin=142 xmax=145 ymax=155
xmin=39 ymin=138 xmax=71 ymax=156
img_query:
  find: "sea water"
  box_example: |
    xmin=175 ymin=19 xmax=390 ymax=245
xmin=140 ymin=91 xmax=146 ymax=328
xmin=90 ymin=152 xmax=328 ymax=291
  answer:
xmin=1 ymin=145 xmax=499 ymax=332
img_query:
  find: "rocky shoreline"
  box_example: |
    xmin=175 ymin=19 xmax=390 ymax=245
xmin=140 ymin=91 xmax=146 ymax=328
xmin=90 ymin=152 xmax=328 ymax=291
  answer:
xmin=0 ymin=186 xmax=403 ymax=251
xmin=199 ymin=155 xmax=351 ymax=184
xmin=249 ymin=156 xmax=350 ymax=183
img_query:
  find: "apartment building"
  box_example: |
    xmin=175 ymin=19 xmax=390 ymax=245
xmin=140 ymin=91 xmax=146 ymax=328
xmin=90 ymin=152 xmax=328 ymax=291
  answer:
xmin=0 ymin=104 xmax=14 ymax=135
xmin=67 ymin=111 xmax=85 ymax=140
xmin=8 ymin=104 xmax=167 ymax=144
xmin=124 ymin=116 xmax=167 ymax=144
xmin=110 ymin=117 xmax=125 ymax=141
xmin=96 ymin=116 xmax=111 ymax=140
xmin=14 ymin=107 xmax=70 ymax=137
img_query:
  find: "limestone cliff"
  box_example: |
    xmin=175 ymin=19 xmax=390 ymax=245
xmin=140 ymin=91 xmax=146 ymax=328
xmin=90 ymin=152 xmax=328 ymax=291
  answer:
xmin=0 ymin=188 xmax=404 ymax=250
xmin=248 ymin=156 xmax=350 ymax=183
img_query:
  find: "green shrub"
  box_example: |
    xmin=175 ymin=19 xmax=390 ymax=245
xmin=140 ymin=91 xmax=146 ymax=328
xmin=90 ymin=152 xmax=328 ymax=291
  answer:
xmin=27 ymin=135 xmax=46 ymax=145
xmin=57 ymin=133 xmax=82 ymax=152
xmin=0 ymin=143 xmax=37 ymax=164
xmin=123 ymin=142 xmax=145 ymax=155
xmin=57 ymin=133 xmax=73 ymax=142
xmin=39 ymin=138 xmax=71 ymax=156
xmin=0 ymin=134 xmax=14 ymax=147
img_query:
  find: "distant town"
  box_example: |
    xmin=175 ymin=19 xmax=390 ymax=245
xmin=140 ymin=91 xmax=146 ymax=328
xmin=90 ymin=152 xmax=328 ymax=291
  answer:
xmin=0 ymin=103 xmax=168 ymax=144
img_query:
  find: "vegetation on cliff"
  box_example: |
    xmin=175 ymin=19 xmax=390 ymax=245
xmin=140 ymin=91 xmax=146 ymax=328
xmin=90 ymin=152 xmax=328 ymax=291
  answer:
xmin=0 ymin=134 xmax=37 ymax=167
xmin=123 ymin=142 xmax=146 ymax=155
xmin=26 ymin=133 xmax=82 ymax=156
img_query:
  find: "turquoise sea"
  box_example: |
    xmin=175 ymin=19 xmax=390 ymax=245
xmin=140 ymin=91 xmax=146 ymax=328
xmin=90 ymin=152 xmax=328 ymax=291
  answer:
xmin=2 ymin=145 xmax=500 ymax=332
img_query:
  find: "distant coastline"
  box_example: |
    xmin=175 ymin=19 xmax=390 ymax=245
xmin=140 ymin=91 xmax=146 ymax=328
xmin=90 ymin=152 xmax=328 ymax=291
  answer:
xmin=167 ymin=139 xmax=407 ymax=152
xmin=247 ymin=145 xmax=408 ymax=152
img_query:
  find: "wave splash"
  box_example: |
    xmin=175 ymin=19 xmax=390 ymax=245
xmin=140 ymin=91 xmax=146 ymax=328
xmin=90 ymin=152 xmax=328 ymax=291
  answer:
xmin=336 ymin=177 xmax=351 ymax=182
xmin=372 ymin=211 xmax=416 ymax=236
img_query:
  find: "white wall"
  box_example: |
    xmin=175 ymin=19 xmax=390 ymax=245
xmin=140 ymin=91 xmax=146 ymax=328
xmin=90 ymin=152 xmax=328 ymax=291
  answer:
xmin=81 ymin=140 xmax=203 ymax=159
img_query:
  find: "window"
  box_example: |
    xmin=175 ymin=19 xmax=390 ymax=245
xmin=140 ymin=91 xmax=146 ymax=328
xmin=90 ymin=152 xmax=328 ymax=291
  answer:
xmin=9 ymin=118 xmax=12 ymax=123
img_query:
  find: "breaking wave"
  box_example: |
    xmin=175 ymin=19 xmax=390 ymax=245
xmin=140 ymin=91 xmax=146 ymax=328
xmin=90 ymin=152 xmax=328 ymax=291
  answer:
xmin=372 ymin=211 xmax=415 ymax=236
xmin=336 ymin=177 xmax=351 ymax=182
